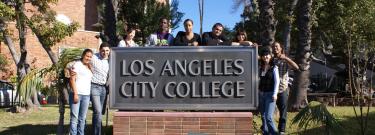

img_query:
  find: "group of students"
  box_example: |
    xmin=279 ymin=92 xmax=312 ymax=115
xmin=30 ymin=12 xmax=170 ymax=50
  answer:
xmin=118 ymin=18 xmax=256 ymax=47
xmin=68 ymin=17 xmax=299 ymax=135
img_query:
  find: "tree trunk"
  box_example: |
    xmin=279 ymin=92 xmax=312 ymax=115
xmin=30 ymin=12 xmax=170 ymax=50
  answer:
xmin=15 ymin=2 xmax=38 ymax=108
xmin=33 ymin=33 xmax=65 ymax=135
xmin=289 ymin=0 xmax=312 ymax=111
xmin=104 ymin=0 xmax=118 ymax=46
xmin=283 ymin=0 xmax=299 ymax=54
xmin=258 ymin=0 xmax=276 ymax=47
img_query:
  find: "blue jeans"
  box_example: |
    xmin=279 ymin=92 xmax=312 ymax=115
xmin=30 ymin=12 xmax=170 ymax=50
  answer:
xmin=259 ymin=92 xmax=278 ymax=135
xmin=91 ymin=83 xmax=107 ymax=135
xmin=276 ymin=90 xmax=288 ymax=132
xmin=69 ymin=93 xmax=90 ymax=135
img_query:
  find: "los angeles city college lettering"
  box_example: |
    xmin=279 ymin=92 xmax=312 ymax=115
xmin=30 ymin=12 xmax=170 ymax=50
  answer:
xmin=120 ymin=59 xmax=246 ymax=98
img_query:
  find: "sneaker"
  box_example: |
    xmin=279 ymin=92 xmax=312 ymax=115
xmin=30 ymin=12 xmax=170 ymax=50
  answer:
xmin=280 ymin=131 xmax=286 ymax=135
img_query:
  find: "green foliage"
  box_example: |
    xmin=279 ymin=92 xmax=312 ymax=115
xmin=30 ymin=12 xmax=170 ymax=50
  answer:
xmin=118 ymin=0 xmax=184 ymax=43
xmin=292 ymin=101 xmax=343 ymax=134
xmin=0 ymin=1 xmax=15 ymax=20
xmin=0 ymin=53 xmax=9 ymax=72
xmin=27 ymin=11 xmax=79 ymax=47
xmin=315 ymin=0 xmax=375 ymax=58
xmin=17 ymin=68 xmax=45 ymax=106
xmin=233 ymin=1 xmax=260 ymax=42
xmin=16 ymin=48 xmax=82 ymax=106
xmin=169 ymin=0 xmax=184 ymax=31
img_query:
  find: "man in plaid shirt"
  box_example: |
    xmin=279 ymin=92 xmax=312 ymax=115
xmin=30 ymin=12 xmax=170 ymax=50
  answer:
xmin=272 ymin=42 xmax=299 ymax=135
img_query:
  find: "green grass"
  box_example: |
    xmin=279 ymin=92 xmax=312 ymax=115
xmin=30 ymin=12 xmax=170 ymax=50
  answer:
xmin=252 ymin=106 xmax=375 ymax=135
xmin=0 ymin=105 xmax=375 ymax=134
xmin=0 ymin=105 xmax=114 ymax=135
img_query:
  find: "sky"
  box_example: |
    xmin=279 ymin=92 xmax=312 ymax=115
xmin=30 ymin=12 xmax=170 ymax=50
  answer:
xmin=172 ymin=0 xmax=243 ymax=36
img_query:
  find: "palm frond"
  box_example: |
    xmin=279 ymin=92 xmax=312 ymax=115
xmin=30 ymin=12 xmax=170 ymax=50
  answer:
xmin=292 ymin=101 xmax=343 ymax=134
xmin=17 ymin=48 xmax=83 ymax=106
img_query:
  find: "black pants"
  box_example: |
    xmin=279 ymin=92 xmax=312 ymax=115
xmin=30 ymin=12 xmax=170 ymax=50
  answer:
xmin=276 ymin=90 xmax=288 ymax=132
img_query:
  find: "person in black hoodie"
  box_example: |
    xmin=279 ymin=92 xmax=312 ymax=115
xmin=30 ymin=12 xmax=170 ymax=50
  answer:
xmin=201 ymin=23 xmax=231 ymax=46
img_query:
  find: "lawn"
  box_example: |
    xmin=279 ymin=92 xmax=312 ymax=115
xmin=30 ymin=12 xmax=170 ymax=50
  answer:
xmin=0 ymin=105 xmax=374 ymax=134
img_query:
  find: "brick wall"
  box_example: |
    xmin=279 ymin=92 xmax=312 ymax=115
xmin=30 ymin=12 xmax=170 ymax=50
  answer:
xmin=113 ymin=112 xmax=253 ymax=135
xmin=0 ymin=1 xmax=99 ymax=80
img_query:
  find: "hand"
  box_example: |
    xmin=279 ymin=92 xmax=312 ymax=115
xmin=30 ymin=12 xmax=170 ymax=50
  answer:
xmin=279 ymin=54 xmax=287 ymax=60
xmin=192 ymin=41 xmax=199 ymax=46
xmin=73 ymin=94 xmax=79 ymax=104
xmin=272 ymin=95 xmax=277 ymax=101
xmin=69 ymin=68 xmax=76 ymax=77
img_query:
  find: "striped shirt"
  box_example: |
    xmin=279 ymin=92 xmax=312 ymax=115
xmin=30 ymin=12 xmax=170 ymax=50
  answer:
xmin=273 ymin=57 xmax=289 ymax=92
xmin=91 ymin=53 xmax=109 ymax=85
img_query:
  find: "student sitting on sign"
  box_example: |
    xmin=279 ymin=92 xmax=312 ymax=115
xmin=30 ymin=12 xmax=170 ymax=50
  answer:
xmin=201 ymin=23 xmax=231 ymax=46
xmin=231 ymin=29 xmax=257 ymax=47
xmin=172 ymin=19 xmax=201 ymax=46
xmin=146 ymin=17 xmax=174 ymax=46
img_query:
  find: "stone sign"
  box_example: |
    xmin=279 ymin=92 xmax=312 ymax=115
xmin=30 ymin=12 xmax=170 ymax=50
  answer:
xmin=109 ymin=46 xmax=258 ymax=110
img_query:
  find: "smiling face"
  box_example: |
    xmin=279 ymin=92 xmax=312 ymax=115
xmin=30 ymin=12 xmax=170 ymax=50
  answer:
xmin=237 ymin=34 xmax=246 ymax=42
xmin=184 ymin=20 xmax=193 ymax=33
xmin=261 ymin=54 xmax=272 ymax=64
xmin=212 ymin=25 xmax=223 ymax=37
xmin=99 ymin=46 xmax=110 ymax=59
xmin=272 ymin=42 xmax=283 ymax=55
xmin=126 ymin=29 xmax=136 ymax=40
xmin=159 ymin=18 xmax=169 ymax=32
xmin=82 ymin=51 xmax=93 ymax=65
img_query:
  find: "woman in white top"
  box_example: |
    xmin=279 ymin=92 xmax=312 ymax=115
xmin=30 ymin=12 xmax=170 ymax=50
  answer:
xmin=69 ymin=49 xmax=93 ymax=135
xmin=118 ymin=27 xmax=139 ymax=47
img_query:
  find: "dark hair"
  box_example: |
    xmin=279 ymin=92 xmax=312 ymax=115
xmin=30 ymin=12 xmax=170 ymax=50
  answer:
xmin=99 ymin=42 xmax=110 ymax=49
xmin=233 ymin=29 xmax=248 ymax=42
xmin=260 ymin=47 xmax=272 ymax=56
xmin=211 ymin=23 xmax=224 ymax=30
xmin=184 ymin=19 xmax=193 ymax=25
xmin=159 ymin=17 xmax=169 ymax=24
xmin=126 ymin=27 xmax=136 ymax=34
xmin=81 ymin=49 xmax=93 ymax=60
xmin=259 ymin=47 xmax=274 ymax=66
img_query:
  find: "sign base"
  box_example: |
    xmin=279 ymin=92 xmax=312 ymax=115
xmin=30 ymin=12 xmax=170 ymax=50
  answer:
xmin=113 ymin=111 xmax=253 ymax=134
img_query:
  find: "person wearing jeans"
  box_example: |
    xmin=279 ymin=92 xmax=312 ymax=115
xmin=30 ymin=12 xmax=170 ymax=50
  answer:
xmin=69 ymin=49 xmax=93 ymax=135
xmin=258 ymin=48 xmax=280 ymax=135
xmin=272 ymin=42 xmax=299 ymax=134
xmin=69 ymin=94 xmax=90 ymax=135
xmin=90 ymin=42 xmax=110 ymax=135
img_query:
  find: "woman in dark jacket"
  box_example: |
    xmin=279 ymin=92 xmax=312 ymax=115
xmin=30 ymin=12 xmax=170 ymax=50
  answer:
xmin=172 ymin=19 xmax=201 ymax=46
xmin=258 ymin=48 xmax=280 ymax=135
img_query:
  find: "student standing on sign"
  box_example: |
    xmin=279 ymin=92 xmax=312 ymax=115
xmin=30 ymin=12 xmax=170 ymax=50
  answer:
xmin=258 ymin=48 xmax=279 ymax=135
xmin=271 ymin=42 xmax=299 ymax=135
xmin=69 ymin=49 xmax=93 ymax=135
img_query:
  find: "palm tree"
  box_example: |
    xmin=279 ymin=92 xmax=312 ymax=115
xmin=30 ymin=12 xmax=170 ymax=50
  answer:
xmin=20 ymin=48 xmax=83 ymax=135
xmin=258 ymin=0 xmax=276 ymax=47
xmin=289 ymin=0 xmax=312 ymax=110
xmin=282 ymin=0 xmax=298 ymax=54
xmin=292 ymin=101 xmax=343 ymax=134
